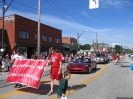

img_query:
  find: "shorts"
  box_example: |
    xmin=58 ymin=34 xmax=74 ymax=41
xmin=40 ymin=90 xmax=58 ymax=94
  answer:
xmin=50 ymin=68 xmax=62 ymax=80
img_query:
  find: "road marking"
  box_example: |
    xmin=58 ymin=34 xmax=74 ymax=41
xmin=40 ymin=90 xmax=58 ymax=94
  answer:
xmin=0 ymin=65 xmax=108 ymax=99
xmin=50 ymin=64 xmax=108 ymax=99
xmin=0 ymin=77 xmax=50 ymax=99
xmin=0 ymin=74 xmax=78 ymax=99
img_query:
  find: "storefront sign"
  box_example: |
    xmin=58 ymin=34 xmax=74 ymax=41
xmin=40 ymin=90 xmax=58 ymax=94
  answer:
xmin=4 ymin=15 xmax=14 ymax=22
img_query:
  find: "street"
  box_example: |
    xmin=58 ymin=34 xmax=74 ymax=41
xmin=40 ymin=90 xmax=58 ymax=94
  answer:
xmin=0 ymin=56 xmax=133 ymax=99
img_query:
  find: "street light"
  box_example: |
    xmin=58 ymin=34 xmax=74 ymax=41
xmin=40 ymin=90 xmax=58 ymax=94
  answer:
xmin=1 ymin=0 xmax=6 ymax=56
xmin=77 ymin=30 xmax=88 ymax=52
xmin=1 ymin=0 xmax=13 ymax=56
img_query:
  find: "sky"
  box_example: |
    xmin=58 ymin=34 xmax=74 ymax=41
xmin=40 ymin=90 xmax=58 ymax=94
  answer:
xmin=0 ymin=0 xmax=133 ymax=49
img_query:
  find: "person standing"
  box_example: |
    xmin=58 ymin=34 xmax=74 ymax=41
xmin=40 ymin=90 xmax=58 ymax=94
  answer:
xmin=47 ymin=47 xmax=63 ymax=96
xmin=11 ymin=49 xmax=26 ymax=88
xmin=116 ymin=54 xmax=120 ymax=65
xmin=112 ymin=54 xmax=116 ymax=64
xmin=56 ymin=71 xmax=71 ymax=99
xmin=0 ymin=55 xmax=2 ymax=66
xmin=31 ymin=54 xmax=37 ymax=60
xmin=1 ymin=58 xmax=7 ymax=74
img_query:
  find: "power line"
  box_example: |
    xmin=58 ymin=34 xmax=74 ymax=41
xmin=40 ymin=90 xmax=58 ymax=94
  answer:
xmin=5 ymin=1 xmax=72 ymax=32
xmin=46 ymin=0 xmax=87 ymax=30
xmin=42 ymin=0 xmax=88 ymax=8
xmin=5 ymin=2 xmax=38 ymax=21
xmin=13 ymin=0 xmax=38 ymax=11
xmin=6 ymin=0 xmax=86 ymax=30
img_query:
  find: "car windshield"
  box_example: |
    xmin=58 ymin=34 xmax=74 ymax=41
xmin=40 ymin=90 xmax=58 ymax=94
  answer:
xmin=73 ymin=58 xmax=84 ymax=63
xmin=73 ymin=58 xmax=91 ymax=63
xmin=96 ymin=54 xmax=105 ymax=57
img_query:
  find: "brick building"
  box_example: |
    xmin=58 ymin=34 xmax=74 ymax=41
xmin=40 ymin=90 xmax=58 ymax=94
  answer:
xmin=62 ymin=37 xmax=77 ymax=55
xmin=0 ymin=14 xmax=62 ymax=58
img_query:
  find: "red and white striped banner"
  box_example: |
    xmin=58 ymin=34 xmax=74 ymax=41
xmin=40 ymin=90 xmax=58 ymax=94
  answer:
xmin=7 ymin=59 xmax=48 ymax=89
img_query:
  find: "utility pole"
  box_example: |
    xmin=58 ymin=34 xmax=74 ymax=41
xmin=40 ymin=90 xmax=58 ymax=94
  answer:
xmin=121 ymin=43 xmax=122 ymax=53
xmin=93 ymin=40 xmax=94 ymax=51
xmin=37 ymin=0 xmax=41 ymax=59
xmin=77 ymin=33 xmax=79 ymax=51
xmin=1 ymin=0 xmax=13 ymax=56
xmin=96 ymin=33 xmax=98 ymax=52
xmin=1 ymin=0 xmax=6 ymax=56
xmin=77 ymin=30 xmax=88 ymax=52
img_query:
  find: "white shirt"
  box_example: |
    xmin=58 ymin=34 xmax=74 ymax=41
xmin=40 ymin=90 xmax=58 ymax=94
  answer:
xmin=2 ymin=59 xmax=10 ymax=67
xmin=12 ymin=54 xmax=26 ymax=60
xmin=2 ymin=61 xmax=8 ymax=66
xmin=11 ymin=54 xmax=15 ymax=60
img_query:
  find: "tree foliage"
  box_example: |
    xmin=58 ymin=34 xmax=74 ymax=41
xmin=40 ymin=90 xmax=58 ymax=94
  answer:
xmin=114 ymin=45 xmax=122 ymax=53
xmin=113 ymin=45 xmax=132 ymax=54
xmin=79 ymin=44 xmax=91 ymax=50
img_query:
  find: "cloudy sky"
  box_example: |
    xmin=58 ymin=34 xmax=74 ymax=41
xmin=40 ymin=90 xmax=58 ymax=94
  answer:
xmin=0 ymin=0 xmax=133 ymax=49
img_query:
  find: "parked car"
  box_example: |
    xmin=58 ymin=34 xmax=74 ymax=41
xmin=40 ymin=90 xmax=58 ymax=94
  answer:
xmin=94 ymin=53 xmax=109 ymax=63
xmin=67 ymin=58 xmax=97 ymax=74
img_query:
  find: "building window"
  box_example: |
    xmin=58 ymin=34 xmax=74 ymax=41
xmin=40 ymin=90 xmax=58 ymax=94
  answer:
xmin=35 ymin=34 xmax=37 ymax=40
xmin=19 ymin=30 xmax=29 ymax=39
xmin=49 ymin=36 xmax=52 ymax=42
xmin=71 ymin=42 xmax=74 ymax=46
xmin=42 ymin=35 xmax=47 ymax=42
xmin=56 ymin=38 xmax=60 ymax=43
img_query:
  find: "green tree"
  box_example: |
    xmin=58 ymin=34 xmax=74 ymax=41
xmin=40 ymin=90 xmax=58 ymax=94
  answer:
xmin=79 ymin=44 xmax=91 ymax=50
xmin=114 ymin=45 xmax=122 ymax=53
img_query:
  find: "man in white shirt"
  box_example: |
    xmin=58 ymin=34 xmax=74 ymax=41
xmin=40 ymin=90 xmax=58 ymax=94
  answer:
xmin=12 ymin=51 xmax=26 ymax=62
xmin=12 ymin=49 xmax=26 ymax=88
xmin=11 ymin=51 xmax=15 ymax=60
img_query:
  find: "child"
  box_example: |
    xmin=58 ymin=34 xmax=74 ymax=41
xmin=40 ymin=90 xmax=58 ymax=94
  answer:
xmin=115 ymin=55 xmax=120 ymax=65
xmin=56 ymin=71 xmax=71 ymax=99
xmin=1 ymin=58 xmax=8 ymax=74
xmin=112 ymin=54 xmax=116 ymax=64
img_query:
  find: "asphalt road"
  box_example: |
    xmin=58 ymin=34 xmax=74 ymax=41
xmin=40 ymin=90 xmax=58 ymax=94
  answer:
xmin=68 ymin=56 xmax=133 ymax=99
xmin=0 ymin=56 xmax=133 ymax=99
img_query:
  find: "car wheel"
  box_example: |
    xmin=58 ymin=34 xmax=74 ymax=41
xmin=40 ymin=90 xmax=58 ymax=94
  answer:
xmin=94 ymin=64 xmax=97 ymax=70
xmin=88 ymin=67 xmax=91 ymax=74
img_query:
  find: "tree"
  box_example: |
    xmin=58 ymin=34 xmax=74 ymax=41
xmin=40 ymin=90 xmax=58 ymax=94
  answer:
xmin=79 ymin=44 xmax=91 ymax=50
xmin=114 ymin=45 xmax=122 ymax=53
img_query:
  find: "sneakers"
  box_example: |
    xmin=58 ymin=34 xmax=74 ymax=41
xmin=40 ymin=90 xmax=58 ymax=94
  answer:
xmin=14 ymin=84 xmax=23 ymax=88
xmin=17 ymin=85 xmax=22 ymax=88
xmin=47 ymin=91 xmax=54 ymax=96
xmin=14 ymin=85 xmax=18 ymax=88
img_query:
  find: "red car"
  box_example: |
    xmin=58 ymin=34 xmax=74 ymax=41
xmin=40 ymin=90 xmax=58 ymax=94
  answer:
xmin=67 ymin=58 xmax=97 ymax=74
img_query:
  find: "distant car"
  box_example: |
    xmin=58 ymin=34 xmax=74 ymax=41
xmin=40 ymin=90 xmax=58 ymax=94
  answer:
xmin=67 ymin=58 xmax=97 ymax=74
xmin=94 ymin=53 xmax=109 ymax=63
